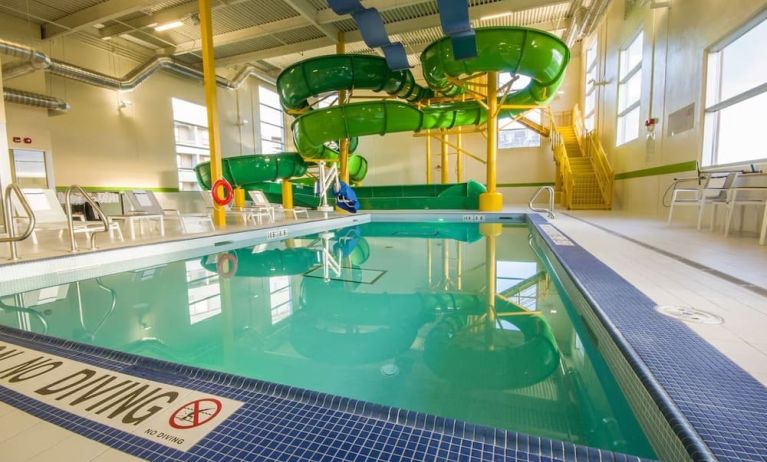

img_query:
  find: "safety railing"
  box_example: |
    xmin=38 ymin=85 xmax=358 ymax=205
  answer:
xmin=65 ymin=185 xmax=110 ymax=252
xmin=549 ymin=109 xmax=574 ymax=209
xmin=1 ymin=184 xmax=36 ymax=261
xmin=584 ymin=131 xmax=614 ymax=208
xmin=529 ymin=186 xmax=556 ymax=219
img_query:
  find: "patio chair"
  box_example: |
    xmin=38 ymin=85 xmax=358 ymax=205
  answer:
xmin=199 ymin=191 xmax=271 ymax=225
xmin=247 ymin=190 xmax=309 ymax=221
xmin=123 ymin=190 xmax=213 ymax=233
xmin=15 ymin=189 xmax=123 ymax=245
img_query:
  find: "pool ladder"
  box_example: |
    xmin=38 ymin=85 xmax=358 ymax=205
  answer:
xmin=529 ymin=186 xmax=556 ymax=219
xmin=0 ymin=183 xmax=36 ymax=261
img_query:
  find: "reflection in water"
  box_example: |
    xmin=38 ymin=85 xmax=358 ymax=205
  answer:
xmin=0 ymin=223 xmax=655 ymax=459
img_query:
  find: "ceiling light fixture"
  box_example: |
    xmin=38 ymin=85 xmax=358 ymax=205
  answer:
xmin=154 ymin=20 xmax=184 ymax=32
xmin=480 ymin=12 xmax=513 ymax=21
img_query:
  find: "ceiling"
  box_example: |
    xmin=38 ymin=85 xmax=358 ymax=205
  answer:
xmin=0 ymin=0 xmax=577 ymax=77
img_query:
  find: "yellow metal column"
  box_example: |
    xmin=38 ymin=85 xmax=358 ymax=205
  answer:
xmin=198 ymin=0 xmax=226 ymax=227
xmin=425 ymin=130 xmax=432 ymax=184
xmin=481 ymin=223 xmax=502 ymax=326
xmin=456 ymin=127 xmax=463 ymax=183
xmin=337 ymin=31 xmax=350 ymax=183
xmin=440 ymin=130 xmax=449 ymax=184
xmin=480 ymin=71 xmax=503 ymax=211
xmin=282 ymin=179 xmax=293 ymax=210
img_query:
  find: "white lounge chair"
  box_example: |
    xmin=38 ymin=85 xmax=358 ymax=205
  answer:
xmin=199 ymin=191 xmax=271 ymax=225
xmin=15 ymin=189 xmax=123 ymax=246
xmin=123 ymin=190 xmax=213 ymax=234
xmin=247 ymin=190 xmax=309 ymax=221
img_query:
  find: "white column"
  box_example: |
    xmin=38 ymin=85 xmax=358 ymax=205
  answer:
xmin=0 ymin=63 xmax=12 ymax=188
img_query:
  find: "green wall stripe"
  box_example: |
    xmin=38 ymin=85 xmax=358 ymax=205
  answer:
xmin=614 ymin=161 xmax=697 ymax=180
xmin=497 ymin=182 xmax=555 ymax=188
xmin=55 ymin=186 xmax=180 ymax=193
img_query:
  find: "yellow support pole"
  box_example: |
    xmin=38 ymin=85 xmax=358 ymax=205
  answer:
xmin=198 ymin=0 xmax=226 ymax=227
xmin=425 ymin=129 xmax=432 ymax=184
xmin=233 ymin=187 xmax=245 ymax=208
xmin=337 ymin=31 xmax=350 ymax=184
xmin=456 ymin=127 xmax=463 ymax=183
xmin=282 ymin=179 xmax=293 ymax=211
xmin=480 ymin=71 xmax=503 ymax=211
xmin=440 ymin=130 xmax=449 ymax=184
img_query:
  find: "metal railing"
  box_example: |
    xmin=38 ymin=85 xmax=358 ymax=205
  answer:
xmin=1 ymin=184 xmax=36 ymax=261
xmin=529 ymin=186 xmax=556 ymax=219
xmin=549 ymin=109 xmax=574 ymax=209
xmin=573 ymin=104 xmax=614 ymax=208
xmin=65 ymin=185 xmax=110 ymax=252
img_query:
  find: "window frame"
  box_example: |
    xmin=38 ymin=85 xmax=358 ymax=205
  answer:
xmin=497 ymin=109 xmax=543 ymax=149
xmin=701 ymin=10 xmax=767 ymax=167
xmin=583 ymin=39 xmax=599 ymax=132
xmin=259 ymin=86 xmax=286 ymax=153
xmin=171 ymin=99 xmax=210 ymax=192
xmin=616 ymin=30 xmax=644 ymax=146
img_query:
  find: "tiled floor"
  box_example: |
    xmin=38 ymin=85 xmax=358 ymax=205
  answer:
xmin=1 ymin=208 xmax=765 ymax=461
xmin=557 ymin=211 xmax=767 ymax=385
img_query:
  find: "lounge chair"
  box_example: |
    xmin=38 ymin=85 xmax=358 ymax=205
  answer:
xmin=199 ymin=191 xmax=272 ymax=225
xmin=248 ymin=190 xmax=309 ymax=221
xmin=16 ymin=189 xmax=123 ymax=246
xmin=122 ymin=190 xmax=213 ymax=234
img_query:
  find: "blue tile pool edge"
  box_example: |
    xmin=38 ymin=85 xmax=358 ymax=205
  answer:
xmin=0 ymin=314 xmax=653 ymax=461
xmin=526 ymin=214 xmax=767 ymax=462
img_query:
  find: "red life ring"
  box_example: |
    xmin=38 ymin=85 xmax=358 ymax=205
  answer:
xmin=211 ymin=178 xmax=233 ymax=206
xmin=216 ymin=252 xmax=238 ymax=278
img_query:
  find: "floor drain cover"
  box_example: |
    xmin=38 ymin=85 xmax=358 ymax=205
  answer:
xmin=655 ymin=305 xmax=723 ymax=324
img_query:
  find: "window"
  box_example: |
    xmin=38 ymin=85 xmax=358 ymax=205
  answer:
xmin=702 ymin=14 xmax=767 ymax=166
xmin=498 ymin=109 xmax=542 ymax=149
xmin=583 ymin=41 xmax=598 ymax=132
xmin=616 ymin=31 xmax=643 ymax=145
xmin=496 ymin=261 xmax=539 ymax=311
xmin=269 ymin=276 xmax=292 ymax=324
xmin=259 ymin=86 xmax=285 ymax=153
xmin=10 ymin=149 xmax=48 ymax=188
xmin=186 ymin=259 xmax=221 ymax=324
xmin=171 ymin=98 xmax=210 ymax=191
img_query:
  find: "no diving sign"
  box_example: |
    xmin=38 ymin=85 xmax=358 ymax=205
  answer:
xmin=0 ymin=340 xmax=243 ymax=451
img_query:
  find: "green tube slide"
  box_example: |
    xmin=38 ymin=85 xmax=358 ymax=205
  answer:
xmin=195 ymin=151 xmax=368 ymax=189
xmin=286 ymin=27 xmax=569 ymax=159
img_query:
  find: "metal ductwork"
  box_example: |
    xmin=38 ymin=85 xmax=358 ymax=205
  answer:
xmin=562 ymin=0 xmax=611 ymax=46
xmin=0 ymin=38 xmax=275 ymax=91
xmin=3 ymin=87 xmax=70 ymax=114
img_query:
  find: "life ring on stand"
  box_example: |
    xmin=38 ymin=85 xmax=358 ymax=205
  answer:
xmin=216 ymin=252 xmax=238 ymax=278
xmin=212 ymin=178 xmax=233 ymax=206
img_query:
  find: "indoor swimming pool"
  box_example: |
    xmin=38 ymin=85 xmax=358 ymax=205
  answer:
xmin=0 ymin=221 xmax=656 ymax=459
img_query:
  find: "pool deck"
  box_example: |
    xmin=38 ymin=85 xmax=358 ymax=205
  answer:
xmin=0 ymin=209 xmax=765 ymax=461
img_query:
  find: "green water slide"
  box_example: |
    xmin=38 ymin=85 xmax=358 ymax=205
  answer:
xmin=194 ymin=151 xmax=368 ymax=190
xmin=285 ymin=27 xmax=569 ymax=159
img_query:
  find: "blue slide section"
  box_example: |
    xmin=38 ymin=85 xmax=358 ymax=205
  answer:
xmin=436 ymin=0 xmax=477 ymax=60
xmin=327 ymin=0 xmax=409 ymax=70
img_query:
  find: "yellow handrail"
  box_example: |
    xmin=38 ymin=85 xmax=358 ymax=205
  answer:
xmin=548 ymin=107 xmax=574 ymax=209
xmin=571 ymin=104 xmax=613 ymax=208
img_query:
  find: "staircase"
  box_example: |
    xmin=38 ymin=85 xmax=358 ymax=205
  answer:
xmin=551 ymin=106 xmax=613 ymax=210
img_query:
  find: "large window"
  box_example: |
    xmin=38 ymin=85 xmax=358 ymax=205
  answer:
xmin=583 ymin=40 xmax=598 ymax=132
xmin=171 ymin=98 xmax=210 ymax=191
xmin=702 ymin=14 xmax=767 ymax=166
xmin=259 ymin=86 xmax=285 ymax=153
xmin=616 ymin=31 xmax=643 ymax=146
xmin=498 ymin=109 xmax=542 ymax=149
xmin=10 ymin=149 xmax=49 ymax=188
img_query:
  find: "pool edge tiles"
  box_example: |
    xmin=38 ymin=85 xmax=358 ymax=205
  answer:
xmin=527 ymin=214 xmax=767 ymax=462
xmin=0 ymin=214 xmax=370 ymax=297
xmin=0 ymin=323 xmax=655 ymax=461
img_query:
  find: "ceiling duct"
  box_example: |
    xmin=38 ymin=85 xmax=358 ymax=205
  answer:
xmin=3 ymin=87 xmax=70 ymax=114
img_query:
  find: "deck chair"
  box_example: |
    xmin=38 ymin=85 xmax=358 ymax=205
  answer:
xmin=16 ymin=189 xmax=123 ymax=246
xmin=199 ymin=191 xmax=271 ymax=225
xmin=695 ymin=173 xmax=739 ymax=232
xmin=123 ymin=190 xmax=213 ymax=233
xmin=247 ymin=190 xmax=309 ymax=221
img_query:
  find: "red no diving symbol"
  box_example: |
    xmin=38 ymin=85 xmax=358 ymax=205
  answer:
xmin=169 ymin=398 xmax=223 ymax=429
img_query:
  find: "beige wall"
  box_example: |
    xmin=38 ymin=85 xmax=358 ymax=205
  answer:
xmin=585 ymin=0 xmax=767 ymax=225
xmin=0 ymin=10 xmax=276 ymax=191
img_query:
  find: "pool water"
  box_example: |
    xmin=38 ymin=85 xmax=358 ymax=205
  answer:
xmin=0 ymin=222 xmax=655 ymax=458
